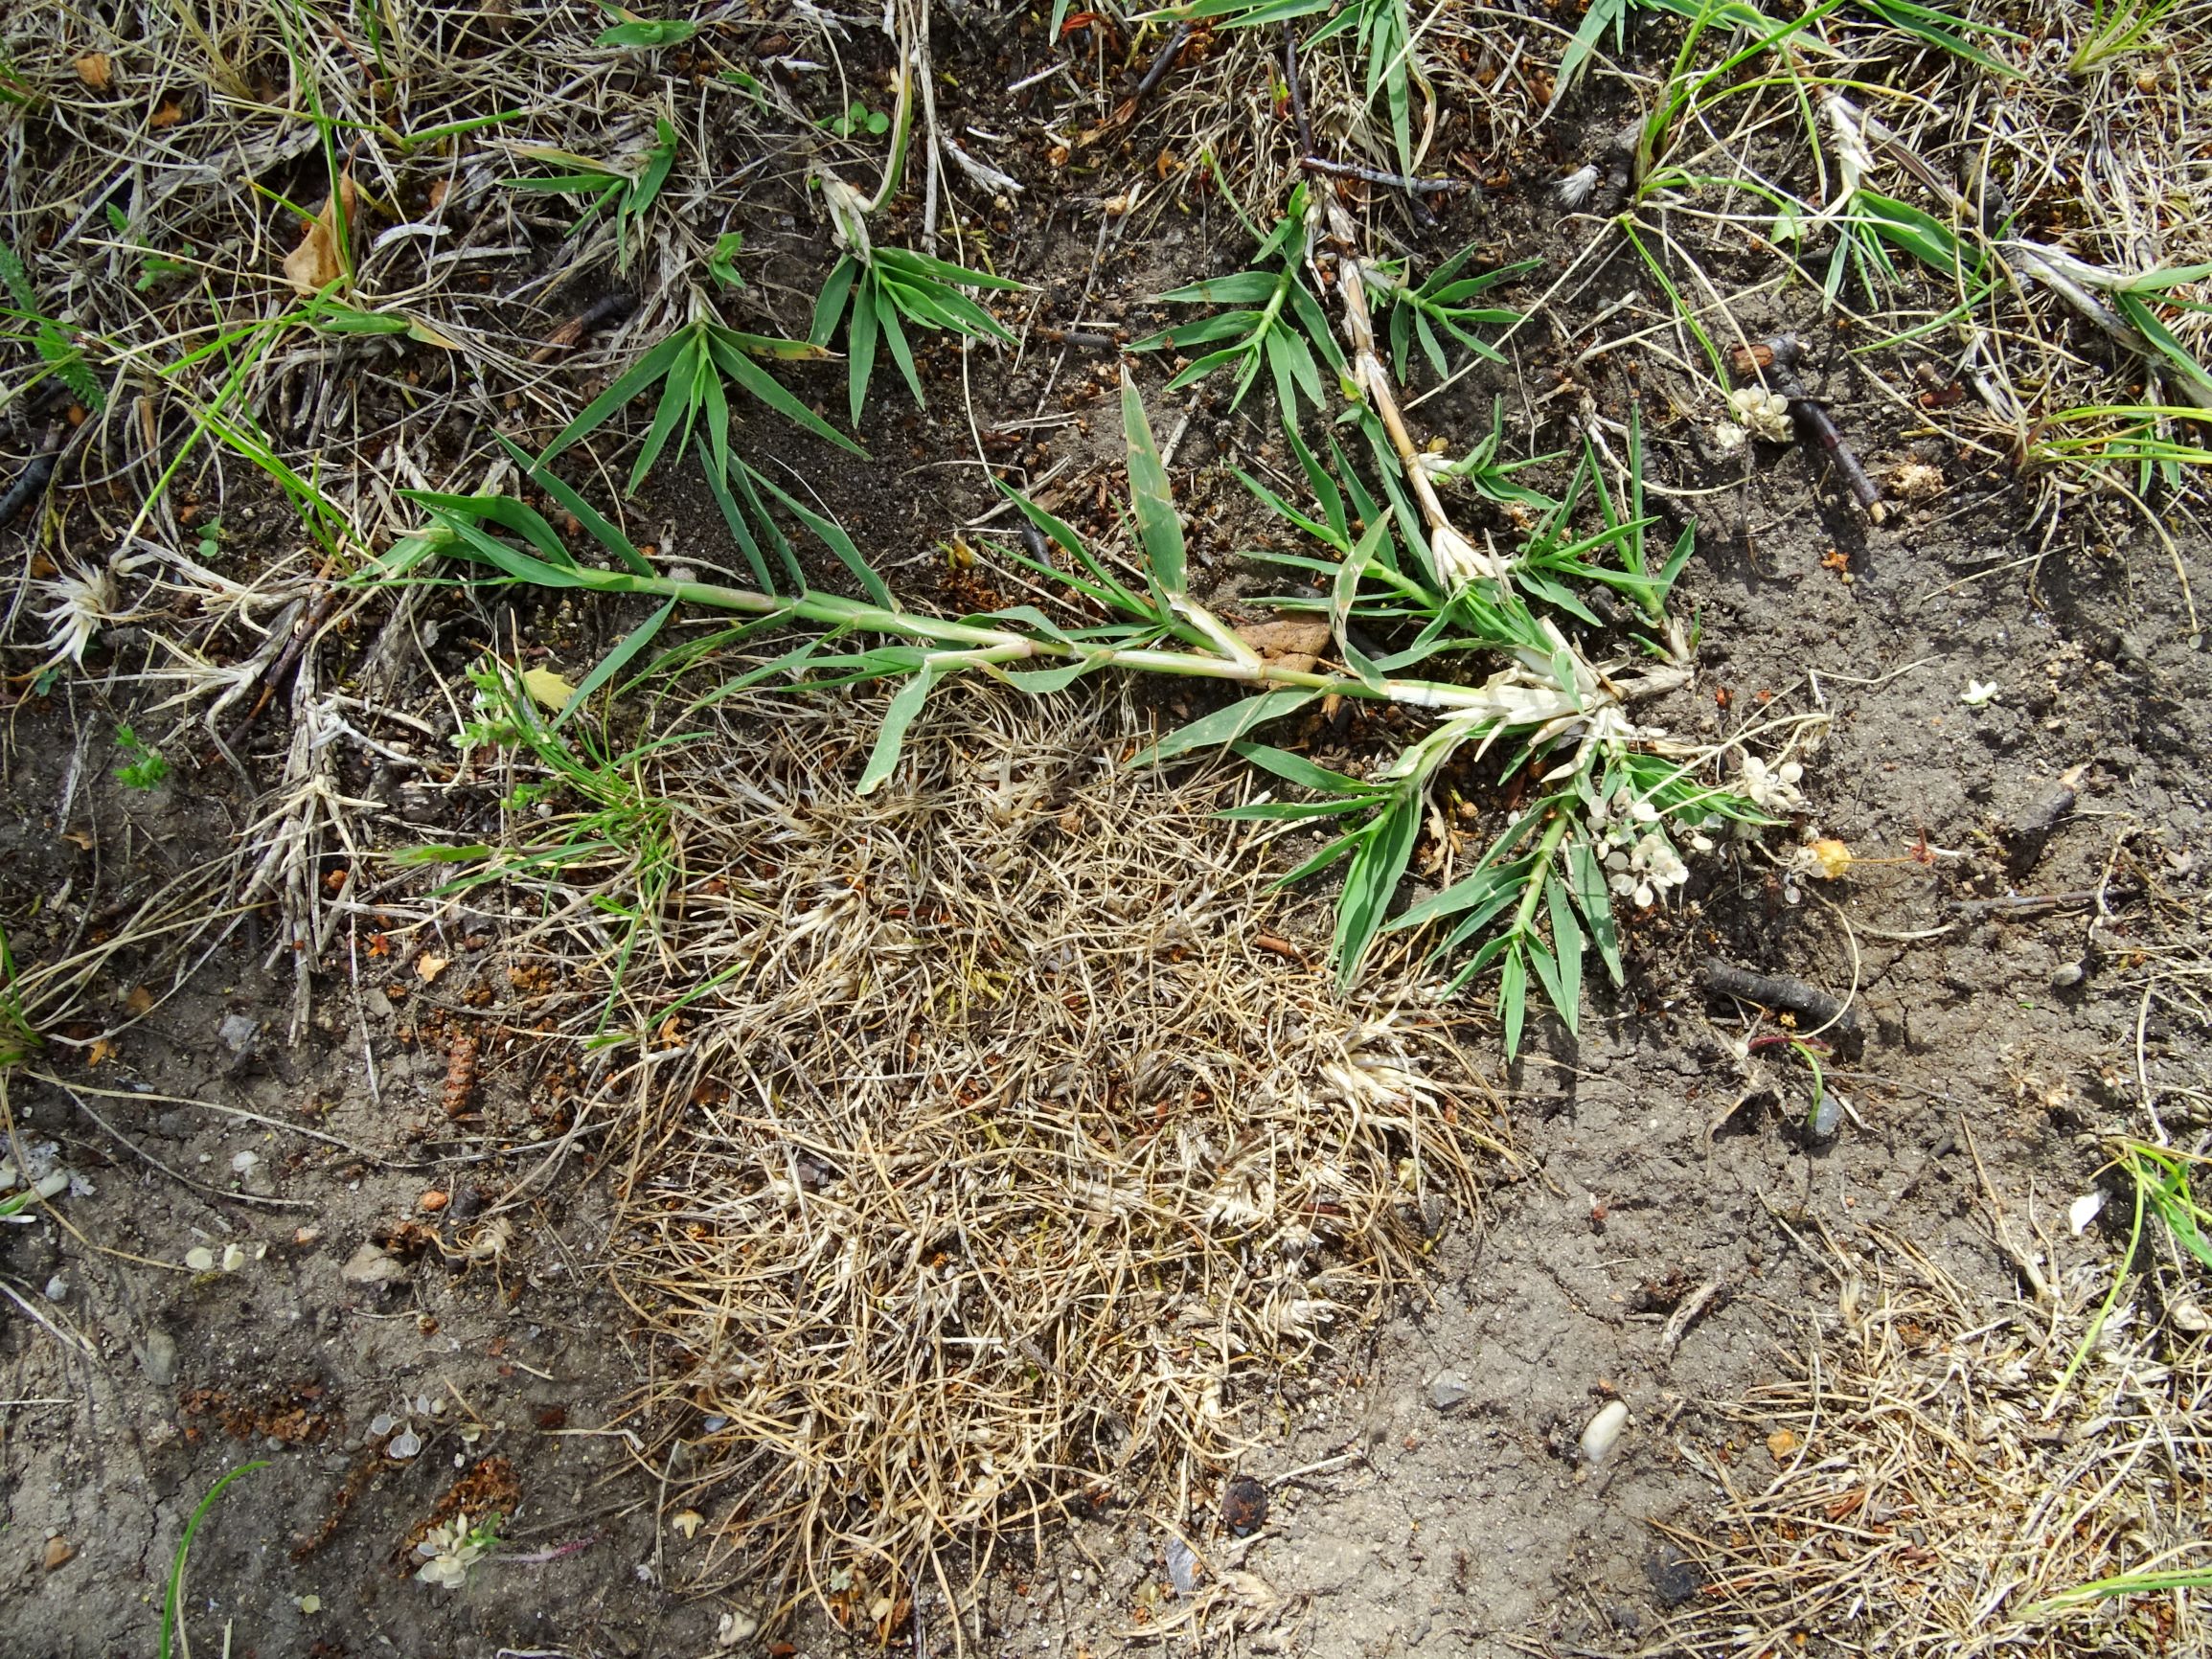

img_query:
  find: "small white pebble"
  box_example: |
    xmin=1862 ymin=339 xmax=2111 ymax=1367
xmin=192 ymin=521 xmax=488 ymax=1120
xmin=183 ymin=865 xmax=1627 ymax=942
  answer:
xmin=1580 ymin=1399 xmax=1630 ymax=1466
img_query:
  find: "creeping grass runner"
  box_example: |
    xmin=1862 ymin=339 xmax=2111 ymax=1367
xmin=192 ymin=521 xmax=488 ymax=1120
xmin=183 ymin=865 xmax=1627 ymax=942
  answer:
xmin=376 ymin=329 xmax=1759 ymax=1051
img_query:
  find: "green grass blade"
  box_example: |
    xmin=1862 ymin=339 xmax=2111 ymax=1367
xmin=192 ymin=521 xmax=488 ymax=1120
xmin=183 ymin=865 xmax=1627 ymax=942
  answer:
xmin=811 ymin=254 xmax=859 ymax=347
xmin=1334 ymin=788 xmax=1422 ymax=989
xmin=1131 ymin=690 xmax=1321 ymax=765
xmin=876 ymin=289 xmax=925 ymax=406
xmin=848 ymin=275 xmax=880 ymax=424
xmin=160 ymin=1462 xmax=269 ymax=1659
xmin=537 ymin=330 xmax=688 ymax=465
xmin=1122 ymin=369 xmax=1186 ymax=597
xmin=856 ymin=670 xmax=940 ymax=794
xmin=496 ymin=436 xmax=655 ymax=577
xmin=703 ymin=331 xmax=866 ymax=456
xmin=1499 ymin=944 xmax=1528 ymax=1055
xmin=1565 ymin=837 xmax=1625 ymax=985
xmin=741 ymin=462 xmax=894 ymax=608
xmin=551 ymin=600 xmax=676 ymax=731
xmin=1231 ymin=742 xmax=1378 ymax=797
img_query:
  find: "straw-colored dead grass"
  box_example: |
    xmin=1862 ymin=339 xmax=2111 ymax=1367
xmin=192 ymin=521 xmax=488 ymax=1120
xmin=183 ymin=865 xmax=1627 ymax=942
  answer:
xmin=482 ymin=681 xmax=1520 ymax=1625
xmin=1651 ymin=1225 xmax=2211 ymax=1659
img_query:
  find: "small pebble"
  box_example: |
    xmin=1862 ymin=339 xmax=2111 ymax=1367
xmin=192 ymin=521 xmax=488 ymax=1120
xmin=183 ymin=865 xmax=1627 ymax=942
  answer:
xmin=419 ymin=1190 xmax=449 ymax=1213
xmin=340 ymin=1242 xmax=404 ymax=1285
xmin=1580 ymin=1399 xmax=1630 ymax=1466
xmin=1220 ymin=1473 xmax=1268 ymax=1535
xmin=43 ymin=1536 xmax=75 ymax=1571
xmin=1166 ymin=1537 xmax=1199 ymax=1597
xmin=1428 ymin=1369 xmax=1472 ymax=1412
xmin=2051 ymin=962 xmax=2085 ymax=989
xmin=42 ymin=1274 xmax=68 ymax=1303
xmin=217 ymin=1013 xmax=260 ymax=1055
xmin=141 ymin=1330 xmax=178 ymax=1385
xmin=231 ymin=1149 xmax=259 ymax=1174
xmin=718 ymin=1612 xmax=760 ymax=1646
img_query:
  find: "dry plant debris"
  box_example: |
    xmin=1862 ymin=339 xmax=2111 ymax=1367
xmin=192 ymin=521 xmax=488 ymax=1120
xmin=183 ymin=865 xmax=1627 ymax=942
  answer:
xmin=1653 ymin=1231 xmax=2211 ymax=1659
xmin=543 ymin=684 xmax=1516 ymax=1615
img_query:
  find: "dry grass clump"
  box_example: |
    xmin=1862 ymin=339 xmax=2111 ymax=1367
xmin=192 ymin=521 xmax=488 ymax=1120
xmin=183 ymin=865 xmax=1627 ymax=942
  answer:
xmin=1652 ymin=1228 xmax=2211 ymax=1659
xmin=508 ymin=682 xmax=1516 ymax=1623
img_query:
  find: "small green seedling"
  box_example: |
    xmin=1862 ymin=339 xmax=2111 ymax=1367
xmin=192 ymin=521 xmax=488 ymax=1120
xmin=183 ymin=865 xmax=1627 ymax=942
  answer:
xmin=103 ymin=203 xmax=194 ymax=290
xmin=821 ymin=100 xmax=892 ymax=139
xmin=535 ymin=313 xmax=860 ymax=494
xmin=2068 ymin=0 xmax=2184 ymax=77
xmin=707 ymin=231 xmax=746 ymax=290
xmin=810 ymin=236 xmax=1023 ymax=423
xmin=416 ymin=1510 xmax=506 ymax=1589
xmin=502 ymin=119 xmax=680 ymax=269
xmin=0 ymin=920 xmax=39 ymax=1068
xmin=1367 ymin=249 xmax=1538 ymax=384
xmin=114 ymin=724 xmax=170 ymax=791
xmin=595 ymin=5 xmax=697 ymax=49
xmin=0 ymin=235 xmax=103 ymax=407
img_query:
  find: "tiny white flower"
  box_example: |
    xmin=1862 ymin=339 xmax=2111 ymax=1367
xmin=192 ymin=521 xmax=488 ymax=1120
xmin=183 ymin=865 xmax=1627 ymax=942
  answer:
xmin=415 ymin=1512 xmax=494 ymax=1592
xmin=1739 ymin=755 xmax=1807 ymax=812
xmin=1713 ymin=420 xmax=1747 ymax=456
xmin=1960 ymin=679 xmax=2000 ymax=707
xmin=1728 ymin=387 xmax=1795 ymax=443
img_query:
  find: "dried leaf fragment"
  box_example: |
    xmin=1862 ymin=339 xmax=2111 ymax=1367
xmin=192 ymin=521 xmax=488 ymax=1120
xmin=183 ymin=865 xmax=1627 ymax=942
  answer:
xmin=282 ymin=175 xmax=357 ymax=298
xmin=415 ymin=951 xmax=450 ymax=984
xmin=1805 ymin=838 xmax=1852 ymax=881
xmin=75 ymin=54 xmax=112 ymax=90
xmin=519 ymin=666 xmax=576 ymax=712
